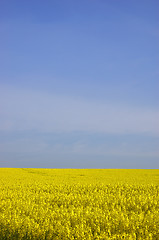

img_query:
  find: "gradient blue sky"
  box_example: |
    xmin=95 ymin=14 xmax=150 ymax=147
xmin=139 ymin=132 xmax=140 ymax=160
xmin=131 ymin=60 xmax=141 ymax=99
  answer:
xmin=0 ymin=0 xmax=159 ymax=168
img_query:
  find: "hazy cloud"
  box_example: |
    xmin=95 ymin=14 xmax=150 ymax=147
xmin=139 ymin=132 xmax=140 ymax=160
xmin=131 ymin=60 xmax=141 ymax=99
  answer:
xmin=0 ymin=84 xmax=158 ymax=135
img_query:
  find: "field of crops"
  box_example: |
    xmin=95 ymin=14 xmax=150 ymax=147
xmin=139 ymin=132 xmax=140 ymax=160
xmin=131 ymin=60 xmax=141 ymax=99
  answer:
xmin=0 ymin=168 xmax=159 ymax=239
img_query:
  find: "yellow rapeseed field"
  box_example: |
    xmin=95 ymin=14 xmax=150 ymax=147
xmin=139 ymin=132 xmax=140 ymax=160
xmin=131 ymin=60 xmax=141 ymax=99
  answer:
xmin=0 ymin=168 xmax=159 ymax=239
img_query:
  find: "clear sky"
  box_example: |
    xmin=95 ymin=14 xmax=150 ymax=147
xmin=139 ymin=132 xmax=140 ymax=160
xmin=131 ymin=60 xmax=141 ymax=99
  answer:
xmin=0 ymin=0 xmax=159 ymax=168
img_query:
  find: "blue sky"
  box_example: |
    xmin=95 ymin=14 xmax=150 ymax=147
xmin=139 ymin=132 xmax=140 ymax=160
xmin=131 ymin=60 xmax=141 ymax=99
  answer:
xmin=0 ymin=0 xmax=159 ymax=168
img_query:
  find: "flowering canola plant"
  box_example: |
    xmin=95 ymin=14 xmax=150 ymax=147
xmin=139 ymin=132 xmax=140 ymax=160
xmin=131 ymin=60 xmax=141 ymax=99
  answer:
xmin=0 ymin=168 xmax=159 ymax=239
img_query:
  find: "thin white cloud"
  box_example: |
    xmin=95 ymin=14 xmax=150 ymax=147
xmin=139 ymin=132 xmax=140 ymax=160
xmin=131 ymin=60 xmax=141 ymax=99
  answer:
xmin=0 ymin=136 xmax=158 ymax=159
xmin=0 ymin=84 xmax=158 ymax=135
